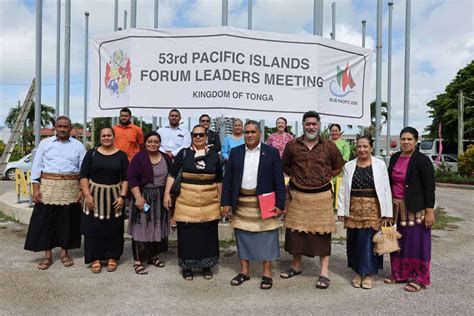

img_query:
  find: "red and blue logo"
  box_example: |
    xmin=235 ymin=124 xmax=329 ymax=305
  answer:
xmin=329 ymin=63 xmax=356 ymax=97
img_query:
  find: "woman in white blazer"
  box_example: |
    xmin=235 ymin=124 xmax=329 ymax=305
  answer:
xmin=337 ymin=135 xmax=393 ymax=289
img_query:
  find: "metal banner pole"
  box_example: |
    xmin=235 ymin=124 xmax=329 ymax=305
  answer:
xmin=35 ymin=0 xmax=43 ymax=147
xmin=375 ymin=0 xmax=383 ymax=156
xmin=55 ymin=0 xmax=60 ymax=118
xmin=386 ymin=2 xmax=393 ymax=157
xmin=403 ymin=0 xmax=411 ymax=127
xmin=83 ymin=12 xmax=89 ymax=145
xmin=64 ymin=0 xmax=71 ymax=116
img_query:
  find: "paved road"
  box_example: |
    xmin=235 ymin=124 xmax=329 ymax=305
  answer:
xmin=0 ymin=186 xmax=473 ymax=315
xmin=0 ymin=180 xmax=14 ymax=196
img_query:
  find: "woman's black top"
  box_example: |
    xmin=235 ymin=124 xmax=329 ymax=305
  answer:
xmin=80 ymin=149 xmax=129 ymax=184
xmin=170 ymin=148 xmax=223 ymax=182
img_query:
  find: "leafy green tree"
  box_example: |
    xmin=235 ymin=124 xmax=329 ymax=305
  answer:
xmin=426 ymin=60 xmax=474 ymax=141
xmin=4 ymin=102 xmax=55 ymax=153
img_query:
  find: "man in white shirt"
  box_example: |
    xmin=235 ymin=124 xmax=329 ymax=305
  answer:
xmin=24 ymin=116 xmax=86 ymax=270
xmin=157 ymin=109 xmax=191 ymax=159
xmin=222 ymin=120 xmax=285 ymax=290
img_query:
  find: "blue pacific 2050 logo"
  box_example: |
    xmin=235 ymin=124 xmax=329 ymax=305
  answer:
xmin=329 ymin=63 xmax=356 ymax=97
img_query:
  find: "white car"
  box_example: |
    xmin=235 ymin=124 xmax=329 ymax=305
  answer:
xmin=2 ymin=154 xmax=32 ymax=180
xmin=427 ymin=154 xmax=458 ymax=173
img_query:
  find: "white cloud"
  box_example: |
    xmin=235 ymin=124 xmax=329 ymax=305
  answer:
xmin=0 ymin=0 xmax=472 ymax=136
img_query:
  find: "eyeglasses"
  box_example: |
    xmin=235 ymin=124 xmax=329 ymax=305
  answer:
xmin=244 ymin=130 xmax=258 ymax=134
xmin=200 ymin=119 xmax=210 ymax=123
xmin=192 ymin=133 xmax=206 ymax=138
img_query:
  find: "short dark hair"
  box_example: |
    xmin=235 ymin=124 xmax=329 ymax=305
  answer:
xmin=144 ymin=131 xmax=161 ymax=143
xmin=276 ymin=117 xmax=289 ymax=133
xmin=100 ymin=127 xmax=115 ymax=137
xmin=55 ymin=116 xmax=72 ymax=126
xmin=356 ymin=134 xmax=374 ymax=147
xmin=120 ymin=107 xmax=131 ymax=115
xmin=244 ymin=120 xmax=261 ymax=132
xmin=400 ymin=126 xmax=419 ymax=140
xmin=329 ymin=123 xmax=341 ymax=132
xmin=192 ymin=124 xmax=207 ymax=135
xmin=169 ymin=108 xmax=181 ymax=116
xmin=199 ymin=114 xmax=211 ymax=122
xmin=302 ymin=111 xmax=320 ymax=123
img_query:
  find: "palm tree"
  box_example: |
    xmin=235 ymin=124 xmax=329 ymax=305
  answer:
xmin=4 ymin=102 xmax=56 ymax=153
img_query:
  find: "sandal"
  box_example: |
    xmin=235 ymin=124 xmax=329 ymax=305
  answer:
xmin=280 ymin=268 xmax=302 ymax=279
xmin=404 ymin=281 xmax=424 ymax=293
xmin=107 ymin=259 xmax=117 ymax=272
xmin=203 ymin=268 xmax=213 ymax=280
xmin=60 ymin=255 xmax=74 ymax=267
xmin=384 ymin=278 xmax=398 ymax=284
xmin=315 ymin=275 xmax=330 ymax=289
xmin=38 ymin=257 xmax=52 ymax=270
xmin=230 ymin=273 xmax=250 ymax=286
xmin=352 ymin=274 xmax=362 ymax=288
xmin=260 ymin=276 xmax=273 ymax=290
xmin=183 ymin=269 xmax=193 ymax=281
xmin=91 ymin=260 xmax=102 ymax=274
xmin=361 ymin=275 xmax=374 ymax=289
xmin=134 ymin=263 xmax=148 ymax=275
xmin=148 ymin=257 xmax=165 ymax=268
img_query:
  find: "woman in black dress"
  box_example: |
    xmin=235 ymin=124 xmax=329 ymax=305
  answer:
xmin=80 ymin=127 xmax=129 ymax=273
xmin=163 ymin=125 xmax=223 ymax=281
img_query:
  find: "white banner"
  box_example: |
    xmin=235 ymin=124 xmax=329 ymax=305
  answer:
xmin=89 ymin=27 xmax=373 ymax=126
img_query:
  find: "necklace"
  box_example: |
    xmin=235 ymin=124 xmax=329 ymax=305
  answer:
xmin=149 ymin=153 xmax=161 ymax=164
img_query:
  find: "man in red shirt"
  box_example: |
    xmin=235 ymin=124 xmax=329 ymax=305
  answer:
xmin=113 ymin=107 xmax=144 ymax=161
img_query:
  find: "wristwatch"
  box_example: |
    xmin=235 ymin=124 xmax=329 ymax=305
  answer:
xmin=120 ymin=195 xmax=127 ymax=199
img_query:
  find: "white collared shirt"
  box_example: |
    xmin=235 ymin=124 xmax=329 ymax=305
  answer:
xmin=241 ymin=143 xmax=261 ymax=190
xmin=157 ymin=124 xmax=192 ymax=157
xmin=30 ymin=136 xmax=86 ymax=183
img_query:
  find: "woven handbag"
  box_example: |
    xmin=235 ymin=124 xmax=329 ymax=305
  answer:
xmin=373 ymin=220 xmax=402 ymax=255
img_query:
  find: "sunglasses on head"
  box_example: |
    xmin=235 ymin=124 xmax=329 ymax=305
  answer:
xmin=193 ymin=133 xmax=206 ymax=138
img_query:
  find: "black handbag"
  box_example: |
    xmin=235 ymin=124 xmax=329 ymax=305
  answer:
xmin=170 ymin=149 xmax=186 ymax=196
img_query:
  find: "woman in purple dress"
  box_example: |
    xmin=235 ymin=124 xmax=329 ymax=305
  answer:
xmin=127 ymin=131 xmax=172 ymax=275
xmin=386 ymin=127 xmax=435 ymax=292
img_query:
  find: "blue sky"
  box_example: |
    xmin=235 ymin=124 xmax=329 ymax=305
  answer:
xmin=1 ymin=0 xmax=473 ymax=136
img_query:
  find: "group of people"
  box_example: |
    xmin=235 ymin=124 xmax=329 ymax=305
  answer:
xmin=24 ymin=107 xmax=435 ymax=293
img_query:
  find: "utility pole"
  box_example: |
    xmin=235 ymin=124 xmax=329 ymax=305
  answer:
xmin=361 ymin=20 xmax=366 ymax=47
xmin=386 ymin=2 xmax=393 ymax=157
xmin=152 ymin=0 xmax=159 ymax=131
xmin=55 ymin=0 xmax=60 ymax=118
xmin=403 ymin=0 xmax=411 ymax=127
xmin=375 ymin=0 xmax=383 ymax=156
xmin=458 ymin=90 xmax=464 ymax=157
xmin=331 ymin=2 xmax=336 ymax=40
xmin=35 ymin=0 xmax=43 ymax=147
xmin=64 ymin=0 xmax=71 ymax=117
xmin=83 ymin=12 xmax=89 ymax=145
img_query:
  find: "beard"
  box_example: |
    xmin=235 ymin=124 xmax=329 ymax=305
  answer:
xmin=120 ymin=119 xmax=131 ymax=126
xmin=304 ymin=129 xmax=320 ymax=140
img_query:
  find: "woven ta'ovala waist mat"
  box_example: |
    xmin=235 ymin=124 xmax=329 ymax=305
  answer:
xmin=40 ymin=173 xmax=80 ymax=205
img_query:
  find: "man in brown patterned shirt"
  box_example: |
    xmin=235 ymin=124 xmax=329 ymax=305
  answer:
xmin=280 ymin=111 xmax=344 ymax=289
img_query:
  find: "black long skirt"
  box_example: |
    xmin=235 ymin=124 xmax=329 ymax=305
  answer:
xmin=24 ymin=203 xmax=82 ymax=252
xmin=81 ymin=212 xmax=125 ymax=264
xmin=177 ymin=220 xmax=219 ymax=269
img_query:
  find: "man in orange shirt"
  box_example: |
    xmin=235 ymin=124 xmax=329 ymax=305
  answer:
xmin=113 ymin=107 xmax=144 ymax=161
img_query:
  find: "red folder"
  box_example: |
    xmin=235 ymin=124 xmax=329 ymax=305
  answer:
xmin=258 ymin=192 xmax=278 ymax=219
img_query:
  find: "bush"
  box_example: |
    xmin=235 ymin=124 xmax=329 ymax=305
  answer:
xmin=458 ymin=145 xmax=474 ymax=177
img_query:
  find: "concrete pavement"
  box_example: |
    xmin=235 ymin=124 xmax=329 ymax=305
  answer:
xmin=0 ymin=186 xmax=473 ymax=315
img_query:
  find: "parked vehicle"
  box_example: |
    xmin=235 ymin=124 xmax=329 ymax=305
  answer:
xmin=420 ymin=139 xmax=474 ymax=157
xmin=426 ymin=154 xmax=458 ymax=173
xmin=1 ymin=154 xmax=32 ymax=180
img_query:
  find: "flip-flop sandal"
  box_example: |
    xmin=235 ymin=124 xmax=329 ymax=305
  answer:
xmin=404 ymin=281 xmax=424 ymax=293
xmin=107 ymin=259 xmax=117 ymax=272
xmin=231 ymin=273 xmax=250 ymax=286
xmin=316 ymin=275 xmax=330 ymax=289
xmin=91 ymin=260 xmax=102 ymax=274
xmin=280 ymin=268 xmax=302 ymax=279
xmin=384 ymin=278 xmax=398 ymax=284
xmin=260 ymin=276 xmax=273 ymax=290
xmin=203 ymin=268 xmax=213 ymax=280
xmin=352 ymin=274 xmax=362 ymax=288
xmin=182 ymin=269 xmax=193 ymax=281
xmin=361 ymin=276 xmax=374 ymax=289
xmin=134 ymin=264 xmax=148 ymax=275
xmin=60 ymin=256 xmax=74 ymax=267
xmin=148 ymin=257 xmax=165 ymax=268
xmin=38 ymin=257 xmax=52 ymax=270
